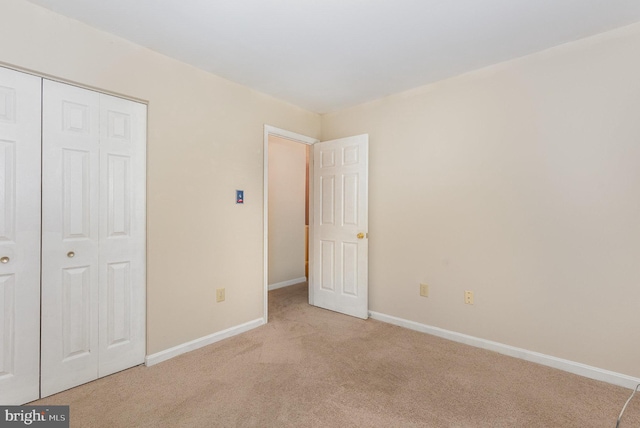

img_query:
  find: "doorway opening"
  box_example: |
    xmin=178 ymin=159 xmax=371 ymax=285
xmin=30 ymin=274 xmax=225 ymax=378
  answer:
xmin=263 ymin=126 xmax=318 ymax=323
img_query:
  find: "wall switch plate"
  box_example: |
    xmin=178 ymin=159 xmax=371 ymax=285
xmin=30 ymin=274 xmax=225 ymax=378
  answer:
xmin=420 ymin=283 xmax=429 ymax=297
xmin=464 ymin=290 xmax=474 ymax=305
xmin=216 ymin=288 xmax=225 ymax=302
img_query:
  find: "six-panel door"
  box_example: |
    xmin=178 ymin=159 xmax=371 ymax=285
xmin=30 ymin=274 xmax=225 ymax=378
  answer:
xmin=312 ymin=135 xmax=369 ymax=319
xmin=41 ymin=80 xmax=146 ymax=398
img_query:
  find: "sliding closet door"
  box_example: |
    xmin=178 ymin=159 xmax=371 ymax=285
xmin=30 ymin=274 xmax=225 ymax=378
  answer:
xmin=41 ymin=81 xmax=101 ymax=397
xmin=41 ymin=80 xmax=146 ymax=397
xmin=0 ymin=67 xmax=42 ymax=405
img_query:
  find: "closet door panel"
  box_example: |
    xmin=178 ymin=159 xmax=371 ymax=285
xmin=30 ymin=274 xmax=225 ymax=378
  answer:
xmin=0 ymin=67 xmax=41 ymax=405
xmin=41 ymin=80 xmax=100 ymax=397
xmin=98 ymin=94 xmax=146 ymax=377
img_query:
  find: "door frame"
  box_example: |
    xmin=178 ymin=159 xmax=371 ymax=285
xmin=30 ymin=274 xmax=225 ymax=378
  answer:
xmin=263 ymin=125 xmax=318 ymax=323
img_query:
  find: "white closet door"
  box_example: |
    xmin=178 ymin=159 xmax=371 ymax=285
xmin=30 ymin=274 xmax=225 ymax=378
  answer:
xmin=41 ymin=80 xmax=146 ymax=397
xmin=0 ymin=67 xmax=41 ymax=405
xmin=41 ymin=80 xmax=101 ymax=397
xmin=98 ymin=94 xmax=146 ymax=377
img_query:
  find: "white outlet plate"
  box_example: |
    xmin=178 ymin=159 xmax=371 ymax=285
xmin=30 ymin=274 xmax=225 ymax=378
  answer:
xmin=420 ymin=283 xmax=429 ymax=297
xmin=464 ymin=290 xmax=474 ymax=305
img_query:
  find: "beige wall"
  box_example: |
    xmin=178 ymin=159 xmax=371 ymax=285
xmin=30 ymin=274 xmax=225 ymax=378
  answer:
xmin=322 ymin=23 xmax=640 ymax=378
xmin=267 ymin=136 xmax=307 ymax=285
xmin=0 ymin=0 xmax=321 ymax=354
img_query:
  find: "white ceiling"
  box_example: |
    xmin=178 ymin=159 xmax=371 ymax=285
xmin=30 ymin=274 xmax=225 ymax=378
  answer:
xmin=26 ymin=0 xmax=640 ymax=113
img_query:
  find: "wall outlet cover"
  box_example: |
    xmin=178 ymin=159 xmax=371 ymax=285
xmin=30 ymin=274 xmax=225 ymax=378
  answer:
xmin=420 ymin=283 xmax=429 ymax=297
xmin=216 ymin=288 xmax=226 ymax=302
xmin=464 ymin=290 xmax=474 ymax=305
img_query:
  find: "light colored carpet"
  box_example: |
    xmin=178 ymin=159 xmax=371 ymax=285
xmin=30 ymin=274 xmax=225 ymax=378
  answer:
xmin=33 ymin=282 xmax=639 ymax=427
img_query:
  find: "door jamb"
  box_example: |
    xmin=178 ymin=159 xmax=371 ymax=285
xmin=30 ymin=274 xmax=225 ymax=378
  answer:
xmin=263 ymin=125 xmax=319 ymax=324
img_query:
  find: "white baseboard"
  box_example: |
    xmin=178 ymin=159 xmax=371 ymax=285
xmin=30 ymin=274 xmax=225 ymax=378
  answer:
xmin=268 ymin=277 xmax=307 ymax=291
xmin=145 ymin=318 xmax=264 ymax=367
xmin=369 ymin=311 xmax=640 ymax=390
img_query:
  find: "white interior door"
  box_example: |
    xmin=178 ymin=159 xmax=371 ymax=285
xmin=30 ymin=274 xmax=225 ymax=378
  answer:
xmin=311 ymin=134 xmax=368 ymax=319
xmin=41 ymin=80 xmax=146 ymax=397
xmin=0 ymin=67 xmax=42 ymax=405
xmin=98 ymin=93 xmax=146 ymax=377
xmin=41 ymin=80 xmax=101 ymax=397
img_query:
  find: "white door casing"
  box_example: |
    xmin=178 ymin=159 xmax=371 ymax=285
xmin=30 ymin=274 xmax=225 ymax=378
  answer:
xmin=311 ymin=135 xmax=368 ymax=319
xmin=263 ymin=126 xmax=318 ymax=323
xmin=0 ymin=67 xmax=42 ymax=405
xmin=41 ymin=80 xmax=146 ymax=397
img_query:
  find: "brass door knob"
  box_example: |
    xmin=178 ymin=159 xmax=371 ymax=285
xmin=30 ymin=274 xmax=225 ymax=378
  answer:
xmin=0 ymin=256 xmax=9 ymax=264
xmin=357 ymin=233 xmax=365 ymax=239
xmin=67 ymin=251 xmax=75 ymax=258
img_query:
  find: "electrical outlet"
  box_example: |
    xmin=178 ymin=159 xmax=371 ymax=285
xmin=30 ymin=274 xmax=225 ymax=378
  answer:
xmin=420 ymin=283 xmax=429 ymax=297
xmin=464 ymin=290 xmax=474 ymax=305
xmin=216 ymin=288 xmax=225 ymax=302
